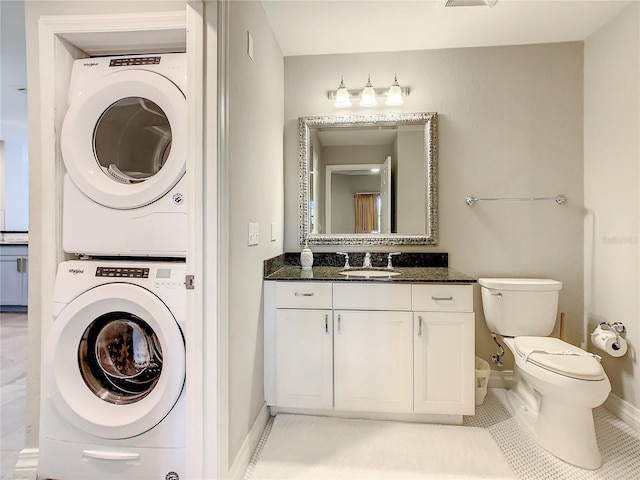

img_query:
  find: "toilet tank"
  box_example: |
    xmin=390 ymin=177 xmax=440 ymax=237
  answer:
xmin=479 ymin=278 xmax=562 ymax=337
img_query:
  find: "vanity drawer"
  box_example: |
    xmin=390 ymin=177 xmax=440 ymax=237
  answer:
xmin=333 ymin=283 xmax=412 ymax=311
xmin=412 ymin=284 xmax=473 ymax=312
xmin=276 ymin=282 xmax=333 ymax=309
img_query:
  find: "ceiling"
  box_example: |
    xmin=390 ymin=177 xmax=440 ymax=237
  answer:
xmin=262 ymin=0 xmax=632 ymax=56
xmin=0 ymin=0 xmax=632 ymax=145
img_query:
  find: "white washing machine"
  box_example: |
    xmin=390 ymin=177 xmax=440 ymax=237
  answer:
xmin=40 ymin=260 xmax=186 ymax=480
xmin=61 ymin=53 xmax=187 ymax=257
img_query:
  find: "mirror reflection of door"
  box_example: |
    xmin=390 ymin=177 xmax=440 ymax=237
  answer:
xmin=325 ymin=163 xmax=389 ymax=234
xmin=310 ymin=124 xmax=425 ymax=235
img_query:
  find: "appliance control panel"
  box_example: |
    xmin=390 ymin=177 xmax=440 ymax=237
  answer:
xmin=109 ymin=56 xmax=161 ymax=67
xmin=95 ymin=266 xmax=150 ymax=278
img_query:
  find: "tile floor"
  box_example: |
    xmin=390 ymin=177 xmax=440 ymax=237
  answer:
xmin=1 ymin=313 xmax=28 ymax=480
xmin=247 ymin=389 xmax=640 ymax=479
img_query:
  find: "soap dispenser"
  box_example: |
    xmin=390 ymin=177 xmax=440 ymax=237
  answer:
xmin=300 ymin=242 xmax=314 ymax=270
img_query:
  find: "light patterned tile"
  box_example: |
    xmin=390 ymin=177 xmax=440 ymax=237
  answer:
xmin=246 ymin=389 xmax=640 ymax=480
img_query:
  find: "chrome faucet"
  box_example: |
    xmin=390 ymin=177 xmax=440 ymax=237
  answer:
xmin=336 ymin=252 xmax=350 ymax=269
xmin=386 ymin=252 xmax=401 ymax=270
xmin=362 ymin=252 xmax=372 ymax=269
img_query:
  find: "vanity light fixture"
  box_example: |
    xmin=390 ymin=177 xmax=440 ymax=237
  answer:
xmin=332 ymin=76 xmax=352 ymax=108
xmin=385 ymin=75 xmax=404 ymax=106
xmin=359 ymin=75 xmax=378 ymax=107
xmin=328 ymin=75 xmax=410 ymax=108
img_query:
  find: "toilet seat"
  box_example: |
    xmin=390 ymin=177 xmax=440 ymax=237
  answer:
xmin=513 ymin=337 xmax=606 ymax=381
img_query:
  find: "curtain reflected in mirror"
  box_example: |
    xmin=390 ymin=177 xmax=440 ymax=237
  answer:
xmin=355 ymin=193 xmax=380 ymax=233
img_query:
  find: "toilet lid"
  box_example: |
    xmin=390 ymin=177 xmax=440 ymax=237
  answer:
xmin=514 ymin=337 xmax=606 ymax=380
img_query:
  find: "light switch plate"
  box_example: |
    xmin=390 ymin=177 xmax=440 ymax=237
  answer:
xmin=248 ymin=223 xmax=259 ymax=246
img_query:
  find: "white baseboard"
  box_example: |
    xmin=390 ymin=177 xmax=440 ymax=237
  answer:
xmin=13 ymin=448 xmax=39 ymax=480
xmin=488 ymin=369 xmax=514 ymax=389
xmin=604 ymin=392 xmax=640 ymax=435
xmin=228 ymin=403 xmax=270 ymax=479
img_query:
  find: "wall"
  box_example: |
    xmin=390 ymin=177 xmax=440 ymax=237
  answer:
xmin=584 ymin=1 xmax=639 ymax=411
xmin=226 ymin=0 xmax=283 ymax=468
xmin=1 ymin=1 xmax=28 ymax=231
xmin=284 ymin=42 xmax=585 ymax=369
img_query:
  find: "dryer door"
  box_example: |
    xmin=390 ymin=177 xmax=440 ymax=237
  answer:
xmin=44 ymin=283 xmax=185 ymax=439
xmin=61 ymin=70 xmax=186 ymax=209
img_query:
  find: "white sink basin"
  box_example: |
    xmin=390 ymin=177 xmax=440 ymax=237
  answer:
xmin=338 ymin=269 xmax=400 ymax=278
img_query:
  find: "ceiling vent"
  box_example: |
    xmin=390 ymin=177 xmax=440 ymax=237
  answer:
xmin=445 ymin=0 xmax=498 ymax=7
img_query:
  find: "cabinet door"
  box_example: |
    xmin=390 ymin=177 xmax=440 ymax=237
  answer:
xmin=334 ymin=310 xmax=413 ymax=413
xmin=275 ymin=309 xmax=333 ymax=409
xmin=414 ymin=312 xmax=475 ymax=415
xmin=0 ymin=255 xmax=24 ymax=306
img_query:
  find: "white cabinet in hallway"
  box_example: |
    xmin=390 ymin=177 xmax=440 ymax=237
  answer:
xmin=0 ymin=244 xmax=28 ymax=309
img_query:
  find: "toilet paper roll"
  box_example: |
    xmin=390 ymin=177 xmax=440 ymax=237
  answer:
xmin=591 ymin=330 xmax=628 ymax=357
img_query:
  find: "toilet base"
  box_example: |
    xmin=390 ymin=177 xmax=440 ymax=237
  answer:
xmin=507 ymin=369 xmax=603 ymax=470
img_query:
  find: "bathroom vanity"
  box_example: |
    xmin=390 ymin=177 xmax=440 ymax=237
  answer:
xmin=263 ymin=253 xmax=477 ymax=424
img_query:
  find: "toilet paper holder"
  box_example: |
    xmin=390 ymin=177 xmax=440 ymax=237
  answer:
xmin=597 ymin=321 xmax=626 ymax=346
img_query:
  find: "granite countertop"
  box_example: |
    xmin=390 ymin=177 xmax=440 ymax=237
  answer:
xmin=264 ymin=252 xmax=476 ymax=284
xmin=265 ymin=265 xmax=476 ymax=283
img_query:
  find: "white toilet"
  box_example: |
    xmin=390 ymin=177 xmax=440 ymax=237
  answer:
xmin=479 ymin=278 xmax=611 ymax=470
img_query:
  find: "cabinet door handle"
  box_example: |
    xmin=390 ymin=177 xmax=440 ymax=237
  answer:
xmin=418 ymin=315 xmax=423 ymax=336
xmin=337 ymin=314 xmax=341 ymax=335
xmin=294 ymin=292 xmax=314 ymax=297
xmin=431 ymin=296 xmax=453 ymax=301
xmin=325 ymin=314 xmax=329 ymax=335
xmin=17 ymin=258 xmax=22 ymax=273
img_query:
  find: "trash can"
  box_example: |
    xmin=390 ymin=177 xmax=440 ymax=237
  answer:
xmin=475 ymin=356 xmax=491 ymax=406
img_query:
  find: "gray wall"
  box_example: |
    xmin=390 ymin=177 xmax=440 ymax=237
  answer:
xmin=396 ymin=128 xmax=424 ymax=233
xmin=584 ymin=1 xmax=639 ymax=410
xmin=284 ymin=42 xmax=585 ymax=369
xmin=227 ymin=0 xmax=284 ymax=466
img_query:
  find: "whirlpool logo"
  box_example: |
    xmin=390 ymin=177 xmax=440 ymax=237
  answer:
xmin=68 ymin=268 xmax=84 ymax=275
xmin=83 ymin=61 xmax=99 ymax=67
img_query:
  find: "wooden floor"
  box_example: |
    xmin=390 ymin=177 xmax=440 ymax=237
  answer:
xmin=1 ymin=312 xmax=28 ymax=480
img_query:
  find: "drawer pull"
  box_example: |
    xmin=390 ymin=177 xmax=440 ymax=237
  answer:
xmin=294 ymin=292 xmax=315 ymax=297
xmin=431 ymin=296 xmax=453 ymax=301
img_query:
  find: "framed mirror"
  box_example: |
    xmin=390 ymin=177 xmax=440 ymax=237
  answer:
xmin=299 ymin=112 xmax=438 ymax=246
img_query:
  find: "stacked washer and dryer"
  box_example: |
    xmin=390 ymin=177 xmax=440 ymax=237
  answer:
xmin=39 ymin=53 xmax=188 ymax=480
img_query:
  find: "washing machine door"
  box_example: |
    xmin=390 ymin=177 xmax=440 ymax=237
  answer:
xmin=44 ymin=283 xmax=185 ymax=439
xmin=61 ymin=69 xmax=186 ymax=209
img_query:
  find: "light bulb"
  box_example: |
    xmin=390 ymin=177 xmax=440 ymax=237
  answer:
xmin=333 ymin=76 xmax=351 ymax=108
xmin=385 ymin=75 xmax=404 ymax=106
xmin=359 ymin=75 xmax=378 ymax=107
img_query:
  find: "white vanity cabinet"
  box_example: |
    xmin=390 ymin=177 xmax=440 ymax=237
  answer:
xmin=267 ymin=282 xmax=333 ymax=410
xmin=413 ymin=285 xmax=475 ymax=415
xmin=264 ymin=279 xmax=475 ymax=421
xmin=333 ymin=283 xmax=413 ymax=413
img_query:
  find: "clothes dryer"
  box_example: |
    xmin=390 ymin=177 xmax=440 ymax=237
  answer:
xmin=39 ymin=260 xmax=186 ymax=480
xmin=61 ymin=53 xmax=187 ymax=257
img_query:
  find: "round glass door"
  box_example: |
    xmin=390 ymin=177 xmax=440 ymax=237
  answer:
xmin=61 ymin=69 xmax=186 ymax=209
xmin=44 ymin=283 xmax=185 ymax=439
xmin=79 ymin=312 xmax=163 ymax=405
xmin=94 ymin=97 xmax=172 ymax=184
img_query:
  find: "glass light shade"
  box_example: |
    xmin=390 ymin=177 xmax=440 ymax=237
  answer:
xmin=385 ymin=76 xmax=404 ymax=106
xmin=333 ymin=77 xmax=351 ymax=108
xmin=359 ymin=76 xmax=378 ymax=107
